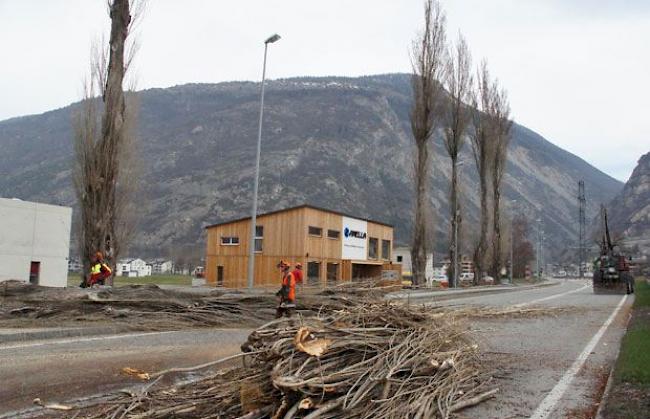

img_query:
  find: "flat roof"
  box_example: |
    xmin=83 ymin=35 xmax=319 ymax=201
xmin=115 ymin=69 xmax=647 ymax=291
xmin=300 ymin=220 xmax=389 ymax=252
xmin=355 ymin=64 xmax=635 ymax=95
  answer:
xmin=0 ymin=197 xmax=72 ymax=213
xmin=205 ymin=204 xmax=393 ymax=229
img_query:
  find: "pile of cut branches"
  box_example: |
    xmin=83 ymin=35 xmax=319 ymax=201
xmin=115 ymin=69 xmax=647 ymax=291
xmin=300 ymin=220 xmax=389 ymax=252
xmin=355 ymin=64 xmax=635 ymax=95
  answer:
xmin=0 ymin=282 xmax=388 ymax=330
xmin=74 ymin=303 xmax=496 ymax=418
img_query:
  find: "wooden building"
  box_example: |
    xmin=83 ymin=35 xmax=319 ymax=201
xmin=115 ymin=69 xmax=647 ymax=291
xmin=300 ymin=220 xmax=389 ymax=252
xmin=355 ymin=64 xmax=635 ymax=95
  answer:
xmin=205 ymin=205 xmax=399 ymax=287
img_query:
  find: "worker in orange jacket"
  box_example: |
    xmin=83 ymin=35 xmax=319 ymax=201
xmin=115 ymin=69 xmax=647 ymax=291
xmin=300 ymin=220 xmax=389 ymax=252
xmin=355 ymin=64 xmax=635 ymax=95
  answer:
xmin=83 ymin=251 xmax=112 ymax=288
xmin=293 ymin=262 xmax=304 ymax=284
xmin=275 ymin=260 xmax=296 ymax=318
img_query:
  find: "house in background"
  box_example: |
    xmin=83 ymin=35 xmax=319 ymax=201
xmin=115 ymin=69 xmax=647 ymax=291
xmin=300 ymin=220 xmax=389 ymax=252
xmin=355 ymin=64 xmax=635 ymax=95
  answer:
xmin=439 ymin=256 xmax=474 ymax=276
xmin=117 ymin=258 xmax=152 ymax=277
xmin=392 ymin=246 xmax=434 ymax=281
xmin=0 ymin=198 xmax=72 ymax=287
xmin=68 ymin=258 xmax=82 ymax=273
xmin=147 ymin=259 xmax=173 ymax=275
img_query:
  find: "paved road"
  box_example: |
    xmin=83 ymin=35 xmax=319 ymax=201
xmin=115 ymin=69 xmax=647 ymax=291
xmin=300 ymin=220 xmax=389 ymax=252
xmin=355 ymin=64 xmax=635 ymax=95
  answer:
xmin=422 ymin=279 xmax=633 ymax=419
xmin=1 ymin=280 xmax=632 ymax=418
xmin=0 ymin=328 xmax=250 ymax=415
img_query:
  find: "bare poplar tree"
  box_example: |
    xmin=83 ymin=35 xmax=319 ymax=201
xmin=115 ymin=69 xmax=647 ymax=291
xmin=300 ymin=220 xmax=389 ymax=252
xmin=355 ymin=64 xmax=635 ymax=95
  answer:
xmin=443 ymin=32 xmax=473 ymax=286
xmin=74 ymin=0 xmax=143 ymax=285
xmin=489 ymin=86 xmax=513 ymax=281
xmin=470 ymin=61 xmax=496 ymax=285
xmin=407 ymin=0 xmax=447 ymax=285
xmin=409 ymin=0 xmax=447 ymax=286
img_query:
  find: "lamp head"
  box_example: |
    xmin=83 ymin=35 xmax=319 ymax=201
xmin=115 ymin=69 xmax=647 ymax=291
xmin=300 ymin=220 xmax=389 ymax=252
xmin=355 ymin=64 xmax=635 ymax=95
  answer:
xmin=265 ymin=34 xmax=281 ymax=44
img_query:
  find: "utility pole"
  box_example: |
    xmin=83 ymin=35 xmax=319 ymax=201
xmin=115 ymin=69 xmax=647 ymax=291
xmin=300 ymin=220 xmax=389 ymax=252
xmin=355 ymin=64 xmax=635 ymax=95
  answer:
xmin=578 ymin=180 xmax=586 ymax=278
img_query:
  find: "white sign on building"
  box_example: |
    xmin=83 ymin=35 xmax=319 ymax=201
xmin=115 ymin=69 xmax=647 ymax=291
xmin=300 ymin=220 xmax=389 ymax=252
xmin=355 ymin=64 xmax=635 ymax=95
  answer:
xmin=0 ymin=198 xmax=72 ymax=287
xmin=341 ymin=216 xmax=368 ymax=260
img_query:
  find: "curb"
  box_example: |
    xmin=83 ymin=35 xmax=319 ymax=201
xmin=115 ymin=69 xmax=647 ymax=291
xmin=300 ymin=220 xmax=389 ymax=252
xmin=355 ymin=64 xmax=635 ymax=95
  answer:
xmin=0 ymin=326 xmax=130 ymax=345
xmin=595 ymin=365 xmax=617 ymax=419
xmin=385 ymin=280 xmax=560 ymax=301
xmin=595 ymin=294 xmax=634 ymax=419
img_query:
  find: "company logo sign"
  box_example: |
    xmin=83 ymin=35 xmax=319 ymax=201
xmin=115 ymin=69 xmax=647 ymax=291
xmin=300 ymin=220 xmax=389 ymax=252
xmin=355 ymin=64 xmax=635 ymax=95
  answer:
xmin=342 ymin=217 xmax=368 ymax=260
xmin=344 ymin=227 xmax=366 ymax=239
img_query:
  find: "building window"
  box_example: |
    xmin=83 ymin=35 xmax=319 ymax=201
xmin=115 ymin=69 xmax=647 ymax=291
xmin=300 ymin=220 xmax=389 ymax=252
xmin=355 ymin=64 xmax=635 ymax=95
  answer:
xmin=396 ymin=255 xmax=403 ymax=263
xmin=307 ymin=261 xmax=321 ymax=283
xmin=221 ymin=236 xmax=240 ymax=245
xmin=382 ymin=240 xmax=391 ymax=260
xmin=368 ymin=237 xmax=378 ymax=259
xmin=308 ymin=226 xmax=322 ymax=237
xmin=255 ymin=225 xmax=263 ymax=252
xmin=327 ymin=229 xmax=340 ymax=239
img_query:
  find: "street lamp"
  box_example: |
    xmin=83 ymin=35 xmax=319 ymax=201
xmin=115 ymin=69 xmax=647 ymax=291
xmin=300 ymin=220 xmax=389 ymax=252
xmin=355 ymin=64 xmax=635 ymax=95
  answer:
xmin=247 ymin=33 xmax=281 ymax=289
xmin=452 ymin=160 xmax=464 ymax=288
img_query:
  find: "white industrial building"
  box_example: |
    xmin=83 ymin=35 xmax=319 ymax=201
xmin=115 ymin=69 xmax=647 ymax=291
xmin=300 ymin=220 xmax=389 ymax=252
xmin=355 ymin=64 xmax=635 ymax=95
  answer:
xmin=0 ymin=198 xmax=72 ymax=287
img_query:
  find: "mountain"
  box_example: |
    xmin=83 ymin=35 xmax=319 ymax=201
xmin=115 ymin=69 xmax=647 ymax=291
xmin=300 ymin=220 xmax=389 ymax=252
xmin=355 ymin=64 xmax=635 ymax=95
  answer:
xmin=0 ymin=74 xmax=623 ymax=259
xmin=608 ymin=151 xmax=650 ymax=255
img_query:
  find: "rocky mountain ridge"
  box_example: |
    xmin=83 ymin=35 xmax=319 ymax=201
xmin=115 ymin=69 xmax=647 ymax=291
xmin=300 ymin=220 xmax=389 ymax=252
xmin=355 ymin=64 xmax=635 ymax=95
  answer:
xmin=608 ymin=151 xmax=650 ymax=255
xmin=0 ymin=74 xmax=623 ymax=259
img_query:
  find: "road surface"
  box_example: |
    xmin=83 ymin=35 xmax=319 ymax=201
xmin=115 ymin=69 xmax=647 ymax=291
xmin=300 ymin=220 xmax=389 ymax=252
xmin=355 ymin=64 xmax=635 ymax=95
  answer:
xmin=0 ymin=279 xmax=632 ymax=418
xmin=0 ymin=329 xmax=250 ymax=416
xmin=422 ymin=279 xmax=632 ymax=418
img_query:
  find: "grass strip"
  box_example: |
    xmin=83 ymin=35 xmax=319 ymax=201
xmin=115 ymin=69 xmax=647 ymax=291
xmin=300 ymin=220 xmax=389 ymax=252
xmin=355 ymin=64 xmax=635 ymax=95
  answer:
xmin=602 ymin=278 xmax=650 ymax=418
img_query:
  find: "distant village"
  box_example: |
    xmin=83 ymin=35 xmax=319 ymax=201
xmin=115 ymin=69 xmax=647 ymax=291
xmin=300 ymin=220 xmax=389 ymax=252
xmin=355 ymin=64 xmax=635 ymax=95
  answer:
xmin=67 ymin=257 xmax=204 ymax=278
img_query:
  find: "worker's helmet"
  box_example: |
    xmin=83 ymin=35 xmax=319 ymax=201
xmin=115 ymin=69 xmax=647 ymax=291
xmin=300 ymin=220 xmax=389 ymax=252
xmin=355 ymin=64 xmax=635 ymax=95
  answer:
xmin=295 ymin=262 xmax=303 ymax=269
xmin=276 ymin=260 xmax=290 ymax=269
xmin=95 ymin=251 xmax=103 ymax=260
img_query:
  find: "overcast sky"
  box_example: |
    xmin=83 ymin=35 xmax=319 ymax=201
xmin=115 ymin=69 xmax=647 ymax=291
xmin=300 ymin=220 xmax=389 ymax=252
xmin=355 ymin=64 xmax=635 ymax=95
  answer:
xmin=1 ymin=0 xmax=648 ymax=181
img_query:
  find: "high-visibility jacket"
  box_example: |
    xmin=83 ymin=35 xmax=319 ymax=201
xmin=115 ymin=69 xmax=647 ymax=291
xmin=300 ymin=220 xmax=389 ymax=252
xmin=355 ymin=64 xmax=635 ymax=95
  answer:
xmin=89 ymin=262 xmax=112 ymax=285
xmin=281 ymin=272 xmax=296 ymax=303
xmin=293 ymin=269 xmax=303 ymax=284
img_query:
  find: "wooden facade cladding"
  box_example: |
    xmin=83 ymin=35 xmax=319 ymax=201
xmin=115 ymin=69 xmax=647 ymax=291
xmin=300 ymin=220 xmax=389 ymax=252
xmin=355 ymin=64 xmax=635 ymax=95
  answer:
xmin=205 ymin=206 xmax=394 ymax=288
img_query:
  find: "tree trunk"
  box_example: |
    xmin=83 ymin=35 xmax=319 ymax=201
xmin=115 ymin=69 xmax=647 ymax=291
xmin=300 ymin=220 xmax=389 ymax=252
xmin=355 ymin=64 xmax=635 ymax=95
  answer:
xmin=491 ymin=185 xmax=502 ymax=282
xmin=411 ymin=141 xmax=429 ymax=286
xmin=474 ymin=167 xmax=488 ymax=285
xmin=448 ymin=161 xmax=459 ymax=285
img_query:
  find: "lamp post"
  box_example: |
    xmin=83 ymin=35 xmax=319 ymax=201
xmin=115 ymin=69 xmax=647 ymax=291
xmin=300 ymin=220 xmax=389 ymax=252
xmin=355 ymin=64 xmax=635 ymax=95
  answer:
xmin=453 ymin=160 xmax=464 ymax=288
xmin=247 ymin=33 xmax=281 ymax=289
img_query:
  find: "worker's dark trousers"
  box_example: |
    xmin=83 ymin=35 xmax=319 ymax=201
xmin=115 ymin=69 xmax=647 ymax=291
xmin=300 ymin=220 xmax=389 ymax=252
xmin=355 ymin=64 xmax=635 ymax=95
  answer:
xmin=276 ymin=302 xmax=295 ymax=318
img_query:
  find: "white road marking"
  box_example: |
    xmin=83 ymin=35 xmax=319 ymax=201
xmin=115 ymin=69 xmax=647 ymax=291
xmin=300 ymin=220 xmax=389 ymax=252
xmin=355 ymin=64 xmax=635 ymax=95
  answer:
xmin=428 ymin=282 xmax=587 ymax=307
xmin=514 ymin=283 xmax=590 ymax=307
xmin=0 ymin=330 xmax=180 ymax=351
xmin=528 ymin=294 xmax=628 ymax=419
